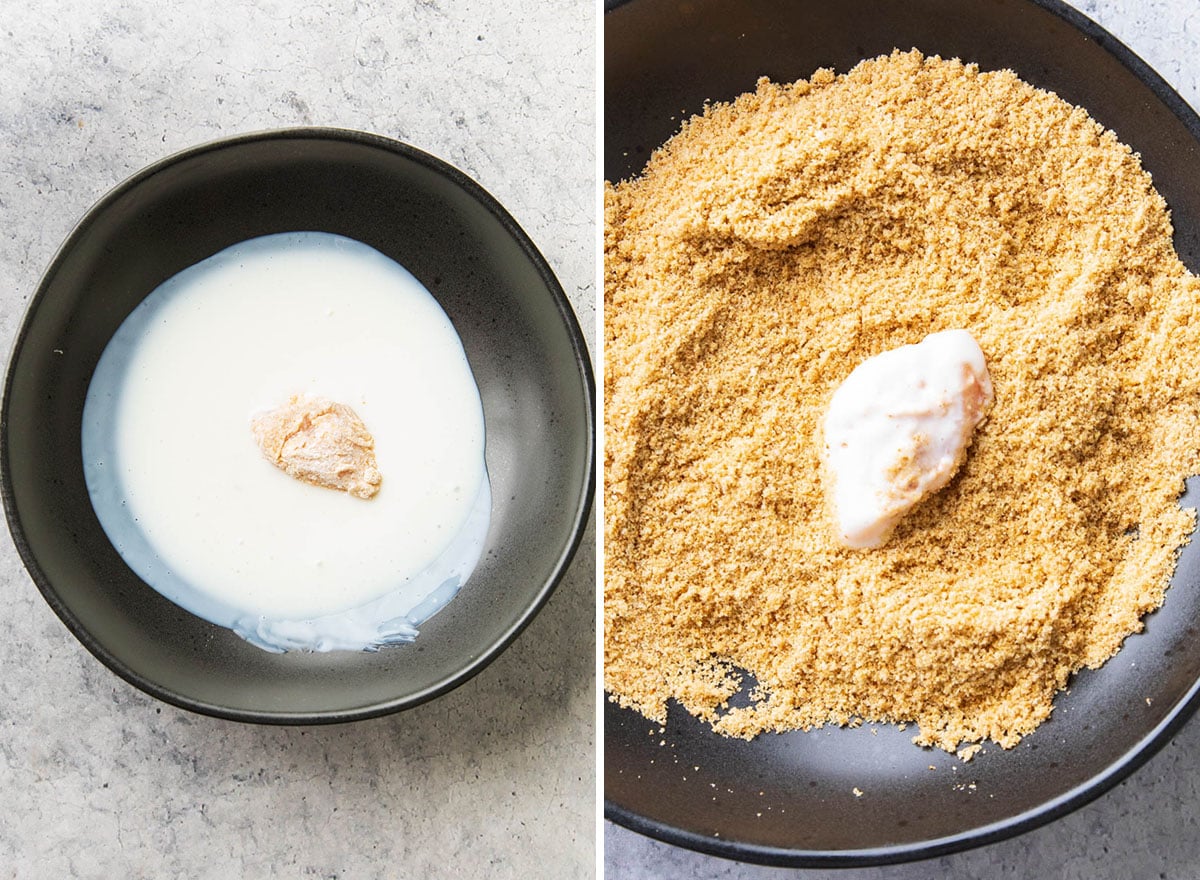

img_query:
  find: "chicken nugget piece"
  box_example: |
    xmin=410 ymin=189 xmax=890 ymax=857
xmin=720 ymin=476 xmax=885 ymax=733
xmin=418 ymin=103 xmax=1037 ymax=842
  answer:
xmin=251 ymin=394 xmax=382 ymax=499
xmin=823 ymin=330 xmax=992 ymax=548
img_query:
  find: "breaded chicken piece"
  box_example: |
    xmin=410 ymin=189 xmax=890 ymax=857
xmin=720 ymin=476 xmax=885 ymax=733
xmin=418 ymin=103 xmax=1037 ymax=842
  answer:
xmin=823 ymin=330 xmax=992 ymax=549
xmin=251 ymin=394 xmax=382 ymax=499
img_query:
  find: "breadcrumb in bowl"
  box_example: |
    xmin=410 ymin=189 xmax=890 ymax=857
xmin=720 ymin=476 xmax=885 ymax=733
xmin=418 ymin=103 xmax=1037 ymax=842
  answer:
xmin=605 ymin=0 xmax=1200 ymax=866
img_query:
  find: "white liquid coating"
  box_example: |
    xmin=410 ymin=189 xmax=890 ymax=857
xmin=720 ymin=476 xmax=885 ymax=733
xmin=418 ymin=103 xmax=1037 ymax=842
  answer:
xmin=82 ymin=232 xmax=491 ymax=652
xmin=823 ymin=329 xmax=993 ymax=549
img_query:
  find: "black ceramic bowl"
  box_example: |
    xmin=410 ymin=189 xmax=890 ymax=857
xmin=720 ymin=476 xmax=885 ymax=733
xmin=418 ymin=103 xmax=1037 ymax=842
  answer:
xmin=605 ymin=0 xmax=1200 ymax=867
xmin=3 ymin=128 xmax=594 ymax=723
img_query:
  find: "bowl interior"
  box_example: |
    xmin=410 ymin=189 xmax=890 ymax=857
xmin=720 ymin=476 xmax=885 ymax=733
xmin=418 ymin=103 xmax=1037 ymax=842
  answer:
xmin=605 ymin=0 xmax=1200 ymax=865
xmin=4 ymin=130 xmax=593 ymax=721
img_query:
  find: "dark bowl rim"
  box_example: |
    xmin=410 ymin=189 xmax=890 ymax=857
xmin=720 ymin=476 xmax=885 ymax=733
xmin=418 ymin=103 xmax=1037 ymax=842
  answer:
xmin=1 ymin=126 xmax=596 ymax=726
xmin=602 ymin=0 xmax=1200 ymax=867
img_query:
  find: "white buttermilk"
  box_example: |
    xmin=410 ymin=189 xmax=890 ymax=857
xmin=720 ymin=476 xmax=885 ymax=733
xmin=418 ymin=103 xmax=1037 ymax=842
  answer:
xmin=82 ymin=232 xmax=491 ymax=652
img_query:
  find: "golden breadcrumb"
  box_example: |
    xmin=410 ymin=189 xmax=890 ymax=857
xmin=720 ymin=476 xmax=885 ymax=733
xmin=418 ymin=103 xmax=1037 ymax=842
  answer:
xmin=603 ymin=50 xmax=1200 ymax=751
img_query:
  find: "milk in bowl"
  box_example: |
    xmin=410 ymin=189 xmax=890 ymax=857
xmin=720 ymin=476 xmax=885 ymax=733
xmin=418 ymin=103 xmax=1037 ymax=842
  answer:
xmin=81 ymin=232 xmax=491 ymax=653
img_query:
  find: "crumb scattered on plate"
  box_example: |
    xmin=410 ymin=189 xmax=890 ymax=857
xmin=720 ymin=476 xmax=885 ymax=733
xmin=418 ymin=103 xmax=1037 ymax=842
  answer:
xmin=604 ymin=50 xmax=1200 ymax=752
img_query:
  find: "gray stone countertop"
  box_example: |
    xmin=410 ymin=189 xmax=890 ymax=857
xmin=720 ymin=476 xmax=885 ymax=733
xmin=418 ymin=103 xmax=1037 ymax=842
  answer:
xmin=0 ymin=2 xmax=595 ymax=878
xmin=603 ymin=0 xmax=1200 ymax=878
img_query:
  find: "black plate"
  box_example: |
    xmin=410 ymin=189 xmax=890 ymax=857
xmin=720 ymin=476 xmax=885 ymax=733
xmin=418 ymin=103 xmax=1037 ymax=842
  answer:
xmin=604 ymin=0 xmax=1200 ymax=866
xmin=3 ymin=128 xmax=594 ymax=723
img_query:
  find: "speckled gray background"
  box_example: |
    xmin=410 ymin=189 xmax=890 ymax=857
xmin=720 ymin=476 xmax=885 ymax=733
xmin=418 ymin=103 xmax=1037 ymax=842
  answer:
xmin=0 ymin=2 xmax=595 ymax=878
xmin=603 ymin=1 xmax=1200 ymax=878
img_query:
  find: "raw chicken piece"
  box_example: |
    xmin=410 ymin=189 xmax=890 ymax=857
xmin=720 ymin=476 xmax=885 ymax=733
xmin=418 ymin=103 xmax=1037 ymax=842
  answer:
xmin=251 ymin=394 xmax=382 ymax=499
xmin=823 ymin=330 xmax=993 ymax=548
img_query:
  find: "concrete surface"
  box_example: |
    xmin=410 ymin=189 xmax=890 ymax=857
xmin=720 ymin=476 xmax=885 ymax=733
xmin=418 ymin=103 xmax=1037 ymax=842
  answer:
xmin=603 ymin=1 xmax=1200 ymax=877
xmin=0 ymin=2 xmax=595 ymax=878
